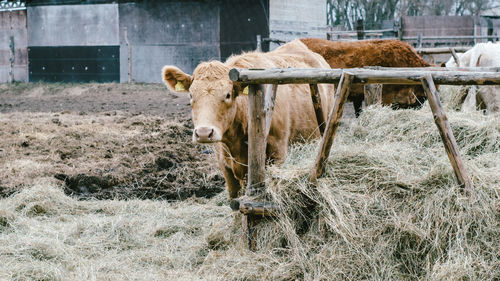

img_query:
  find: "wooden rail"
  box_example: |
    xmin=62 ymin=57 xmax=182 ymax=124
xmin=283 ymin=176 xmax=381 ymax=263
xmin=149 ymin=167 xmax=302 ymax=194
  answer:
xmin=416 ymin=46 xmax=470 ymax=54
xmin=229 ymin=68 xmax=500 ymax=85
xmin=229 ymin=67 xmax=499 ymax=250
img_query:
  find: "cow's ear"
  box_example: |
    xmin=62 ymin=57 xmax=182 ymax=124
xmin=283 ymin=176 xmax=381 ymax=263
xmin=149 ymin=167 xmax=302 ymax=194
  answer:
xmin=232 ymin=83 xmax=248 ymax=97
xmin=161 ymin=66 xmax=192 ymax=92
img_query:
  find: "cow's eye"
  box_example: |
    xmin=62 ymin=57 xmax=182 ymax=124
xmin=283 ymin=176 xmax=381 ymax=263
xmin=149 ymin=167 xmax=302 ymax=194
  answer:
xmin=225 ymin=93 xmax=231 ymax=100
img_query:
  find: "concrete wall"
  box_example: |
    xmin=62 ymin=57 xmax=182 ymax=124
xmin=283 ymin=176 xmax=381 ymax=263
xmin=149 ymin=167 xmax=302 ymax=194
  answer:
xmin=0 ymin=10 xmax=28 ymax=82
xmin=119 ymin=2 xmax=220 ymax=83
xmin=27 ymin=4 xmax=119 ymax=46
xmin=269 ymin=0 xmax=326 ymax=49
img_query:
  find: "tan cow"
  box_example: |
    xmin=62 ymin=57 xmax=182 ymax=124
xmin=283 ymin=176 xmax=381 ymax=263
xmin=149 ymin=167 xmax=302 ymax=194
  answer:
xmin=162 ymin=40 xmax=334 ymax=198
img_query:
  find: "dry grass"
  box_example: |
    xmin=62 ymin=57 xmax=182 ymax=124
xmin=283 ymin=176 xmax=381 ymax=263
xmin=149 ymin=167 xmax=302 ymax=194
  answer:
xmin=0 ymin=87 xmax=499 ymax=280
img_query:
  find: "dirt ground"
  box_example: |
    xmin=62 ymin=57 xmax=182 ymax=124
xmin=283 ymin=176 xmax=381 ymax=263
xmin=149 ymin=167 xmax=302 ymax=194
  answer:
xmin=0 ymin=83 xmax=225 ymax=200
xmin=0 ymin=82 xmax=190 ymax=118
xmin=0 ymin=82 xmax=356 ymax=201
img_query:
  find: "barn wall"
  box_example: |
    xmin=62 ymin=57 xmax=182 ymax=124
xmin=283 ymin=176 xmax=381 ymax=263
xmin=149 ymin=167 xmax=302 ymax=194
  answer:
xmin=27 ymin=4 xmax=119 ymax=46
xmin=118 ymin=1 xmax=220 ymax=83
xmin=269 ymin=0 xmax=326 ymax=49
xmin=26 ymin=4 xmax=120 ymax=82
xmin=0 ymin=10 xmax=28 ymax=82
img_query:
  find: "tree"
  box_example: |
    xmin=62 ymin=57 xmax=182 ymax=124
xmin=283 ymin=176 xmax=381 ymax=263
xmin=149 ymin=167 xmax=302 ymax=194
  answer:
xmin=327 ymin=0 xmax=496 ymax=29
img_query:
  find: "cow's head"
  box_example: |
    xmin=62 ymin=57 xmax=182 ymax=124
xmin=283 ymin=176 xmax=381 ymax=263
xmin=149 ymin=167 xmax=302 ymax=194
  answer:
xmin=162 ymin=62 xmax=240 ymax=143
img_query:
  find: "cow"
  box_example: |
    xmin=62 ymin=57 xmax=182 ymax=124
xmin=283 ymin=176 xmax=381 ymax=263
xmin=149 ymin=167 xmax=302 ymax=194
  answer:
xmin=444 ymin=42 xmax=500 ymax=115
xmin=300 ymin=38 xmax=432 ymax=116
xmin=161 ymin=40 xmax=334 ymax=198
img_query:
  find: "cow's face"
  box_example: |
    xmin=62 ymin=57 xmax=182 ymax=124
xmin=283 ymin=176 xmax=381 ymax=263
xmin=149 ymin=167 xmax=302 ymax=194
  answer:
xmin=162 ymin=63 xmax=239 ymax=143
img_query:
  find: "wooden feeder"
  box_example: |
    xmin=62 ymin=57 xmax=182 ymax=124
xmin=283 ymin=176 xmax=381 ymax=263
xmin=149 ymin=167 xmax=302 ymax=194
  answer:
xmin=228 ymin=67 xmax=500 ymax=250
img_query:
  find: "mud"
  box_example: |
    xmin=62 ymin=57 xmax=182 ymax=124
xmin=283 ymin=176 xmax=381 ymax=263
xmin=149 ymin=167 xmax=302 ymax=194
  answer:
xmin=0 ymin=83 xmax=224 ymax=201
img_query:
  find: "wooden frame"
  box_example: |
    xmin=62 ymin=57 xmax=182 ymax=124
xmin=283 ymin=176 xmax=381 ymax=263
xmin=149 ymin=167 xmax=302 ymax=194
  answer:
xmin=228 ymin=67 xmax=500 ymax=249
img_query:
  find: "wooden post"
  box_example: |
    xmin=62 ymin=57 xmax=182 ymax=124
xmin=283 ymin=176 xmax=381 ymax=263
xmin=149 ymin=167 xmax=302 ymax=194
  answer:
xmin=8 ymin=12 xmax=14 ymax=83
xmin=417 ymin=33 xmax=423 ymax=48
xmin=420 ymin=74 xmax=472 ymax=193
xmin=247 ymin=84 xmax=267 ymax=195
xmin=309 ymin=84 xmax=326 ymax=135
xmin=450 ymin=47 xmax=460 ymax=67
xmin=364 ymin=84 xmax=382 ymax=106
xmin=356 ymin=19 xmax=364 ymax=40
xmin=9 ymin=36 xmax=14 ymax=83
xmin=245 ymin=84 xmax=267 ymax=250
xmin=264 ymin=84 xmax=278 ymax=140
xmin=310 ymin=72 xmax=354 ymax=182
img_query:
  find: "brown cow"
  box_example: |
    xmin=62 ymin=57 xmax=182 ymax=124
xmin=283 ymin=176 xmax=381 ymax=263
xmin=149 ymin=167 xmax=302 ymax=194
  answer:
xmin=300 ymin=38 xmax=431 ymax=116
xmin=162 ymin=40 xmax=334 ymax=198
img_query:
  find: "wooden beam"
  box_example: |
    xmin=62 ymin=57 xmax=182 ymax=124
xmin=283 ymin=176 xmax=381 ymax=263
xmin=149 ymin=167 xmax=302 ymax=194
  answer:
xmin=420 ymin=74 xmax=472 ymax=193
xmin=416 ymin=46 xmax=470 ymax=54
xmin=229 ymin=68 xmax=500 ymax=85
xmin=309 ymin=84 xmax=326 ymax=136
xmin=230 ymin=198 xmax=279 ymax=216
xmin=264 ymin=84 xmax=278 ymax=140
xmin=362 ymin=66 xmax=500 ymax=72
xmin=310 ymin=72 xmax=354 ymax=182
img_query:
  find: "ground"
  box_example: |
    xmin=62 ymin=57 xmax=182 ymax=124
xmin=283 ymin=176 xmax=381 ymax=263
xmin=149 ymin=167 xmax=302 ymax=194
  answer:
xmin=0 ymin=83 xmax=224 ymax=200
xmin=2 ymin=83 xmax=496 ymax=280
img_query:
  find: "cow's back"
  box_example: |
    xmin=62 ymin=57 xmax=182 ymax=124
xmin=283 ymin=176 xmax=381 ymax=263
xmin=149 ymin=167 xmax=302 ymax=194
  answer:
xmin=226 ymin=40 xmax=334 ymax=146
xmin=299 ymin=38 xmax=430 ymax=68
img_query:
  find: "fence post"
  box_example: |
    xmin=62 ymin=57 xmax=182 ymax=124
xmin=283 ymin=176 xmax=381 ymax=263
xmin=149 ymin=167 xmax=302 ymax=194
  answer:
xmin=8 ymin=11 xmax=14 ymax=83
xmin=264 ymin=84 xmax=278 ymax=139
xmin=417 ymin=33 xmax=423 ymax=48
xmin=244 ymin=83 xmax=268 ymax=250
xmin=420 ymin=74 xmax=472 ymax=193
xmin=256 ymin=35 xmax=262 ymax=52
xmin=310 ymin=72 xmax=353 ymax=182
xmin=309 ymin=84 xmax=326 ymax=136
xmin=356 ymin=19 xmax=364 ymax=40
xmin=9 ymin=36 xmax=14 ymax=83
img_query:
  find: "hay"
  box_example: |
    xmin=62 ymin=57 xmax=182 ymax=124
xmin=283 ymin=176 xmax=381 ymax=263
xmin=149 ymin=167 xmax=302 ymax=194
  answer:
xmin=0 ymin=94 xmax=499 ymax=280
xmin=243 ymin=105 xmax=499 ymax=280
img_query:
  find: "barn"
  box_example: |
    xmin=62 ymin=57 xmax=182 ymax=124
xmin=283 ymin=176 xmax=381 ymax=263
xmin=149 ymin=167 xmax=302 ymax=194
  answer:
xmin=0 ymin=0 xmax=326 ymax=83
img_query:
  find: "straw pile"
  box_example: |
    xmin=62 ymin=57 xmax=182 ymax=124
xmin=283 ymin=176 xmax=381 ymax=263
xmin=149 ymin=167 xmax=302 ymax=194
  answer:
xmin=0 ymin=97 xmax=498 ymax=280
xmin=203 ymin=105 xmax=499 ymax=280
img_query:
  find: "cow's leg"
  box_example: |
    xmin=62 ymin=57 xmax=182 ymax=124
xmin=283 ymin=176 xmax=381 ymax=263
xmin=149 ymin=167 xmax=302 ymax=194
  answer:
xmin=216 ymin=144 xmax=242 ymax=199
xmin=352 ymin=95 xmax=363 ymax=117
xmin=222 ymin=164 xmax=241 ymax=199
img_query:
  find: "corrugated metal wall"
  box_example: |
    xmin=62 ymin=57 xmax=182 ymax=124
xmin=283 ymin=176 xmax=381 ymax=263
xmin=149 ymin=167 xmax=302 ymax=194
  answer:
xmin=2 ymin=0 xmax=326 ymax=83
xmin=0 ymin=10 xmax=28 ymax=82
xmin=118 ymin=1 xmax=220 ymax=83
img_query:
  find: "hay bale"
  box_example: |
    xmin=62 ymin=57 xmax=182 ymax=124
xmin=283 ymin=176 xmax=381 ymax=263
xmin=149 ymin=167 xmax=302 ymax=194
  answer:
xmin=229 ymin=106 xmax=499 ymax=280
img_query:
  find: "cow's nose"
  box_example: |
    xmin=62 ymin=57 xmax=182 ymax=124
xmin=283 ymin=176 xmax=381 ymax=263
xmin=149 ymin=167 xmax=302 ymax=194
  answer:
xmin=194 ymin=127 xmax=214 ymax=142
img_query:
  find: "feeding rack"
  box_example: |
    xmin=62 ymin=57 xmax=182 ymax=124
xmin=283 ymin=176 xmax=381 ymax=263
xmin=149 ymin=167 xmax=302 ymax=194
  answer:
xmin=228 ymin=66 xmax=500 ymax=250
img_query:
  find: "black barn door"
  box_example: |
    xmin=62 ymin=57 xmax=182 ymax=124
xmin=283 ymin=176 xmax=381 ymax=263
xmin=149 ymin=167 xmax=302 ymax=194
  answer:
xmin=219 ymin=0 xmax=269 ymax=61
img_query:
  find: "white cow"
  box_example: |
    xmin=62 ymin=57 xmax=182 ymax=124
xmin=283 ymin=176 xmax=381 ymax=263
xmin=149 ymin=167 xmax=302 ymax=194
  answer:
xmin=444 ymin=42 xmax=500 ymax=114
